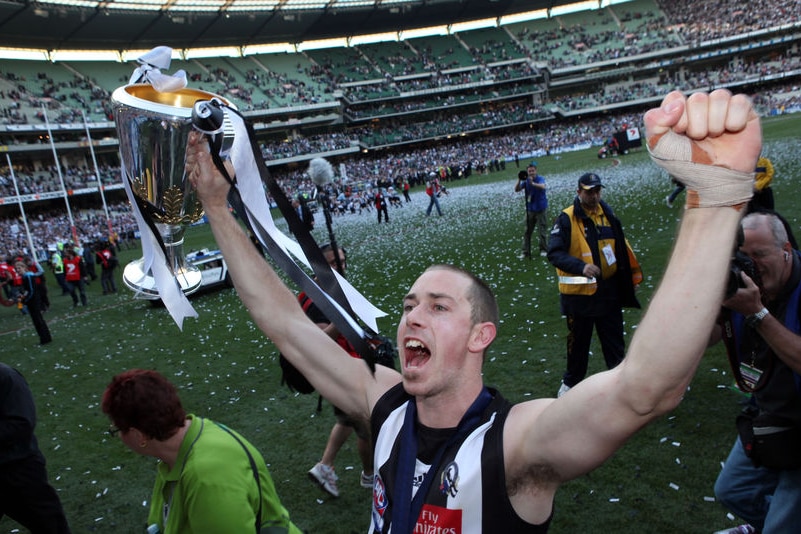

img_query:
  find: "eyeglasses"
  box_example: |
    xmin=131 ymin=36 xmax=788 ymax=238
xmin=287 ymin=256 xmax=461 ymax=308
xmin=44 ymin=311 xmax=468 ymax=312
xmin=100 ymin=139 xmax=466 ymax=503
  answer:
xmin=108 ymin=425 xmax=120 ymax=437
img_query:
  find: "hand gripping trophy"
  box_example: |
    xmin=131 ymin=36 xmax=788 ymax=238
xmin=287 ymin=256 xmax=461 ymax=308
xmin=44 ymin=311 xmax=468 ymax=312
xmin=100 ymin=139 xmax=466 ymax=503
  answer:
xmin=111 ymin=47 xmax=233 ymax=327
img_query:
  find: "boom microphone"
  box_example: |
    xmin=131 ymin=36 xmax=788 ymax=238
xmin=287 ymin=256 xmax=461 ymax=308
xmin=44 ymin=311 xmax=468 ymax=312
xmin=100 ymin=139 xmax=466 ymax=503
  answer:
xmin=309 ymin=157 xmax=334 ymax=187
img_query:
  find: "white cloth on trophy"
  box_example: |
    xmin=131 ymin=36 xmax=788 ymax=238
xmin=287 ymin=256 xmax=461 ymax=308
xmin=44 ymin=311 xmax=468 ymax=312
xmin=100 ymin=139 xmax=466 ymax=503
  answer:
xmin=129 ymin=46 xmax=188 ymax=93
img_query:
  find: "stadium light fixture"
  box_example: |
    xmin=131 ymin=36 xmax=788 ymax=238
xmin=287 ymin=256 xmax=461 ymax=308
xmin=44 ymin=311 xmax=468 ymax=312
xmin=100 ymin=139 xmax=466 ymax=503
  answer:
xmin=450 ymin=17 xmax=497 ymax=33
xmin=550 ymin=0 xmax=598 ymax=17
xmin=35 ymin=0 xmax=95 ymax=6
xmin=281 ymin=0 xmax=329 ymax=9
xmin=106 ymin=0 xmax=164 ymax=10
xmin=184 ymin=46 xmax=242 ymax=58
xmin=243 ymin=43 xmax=298 ymax=55
xmin=349 ymin=32 xmax=399 ymax=45
xmin=399 ymin=25 xmax=449 ymax=39
xmin=499 ymin=9 xmax=549 ymax=25
xmin=0 ymin=48 xmax=50 ymax=61
xmin=120 ymin=48 xmax=176 ymax=62
xmin=170 ymin=0 xmax=231 ymax=11
xmin=50 ymin=49 xmax=122 ymax=61
xmin=332 ymin=0 xmax=376 ymax=6
xmin=297 ymin=37 xmax=348 ymax=51
xmin=226 ymin=0 xmax=282 ymax=11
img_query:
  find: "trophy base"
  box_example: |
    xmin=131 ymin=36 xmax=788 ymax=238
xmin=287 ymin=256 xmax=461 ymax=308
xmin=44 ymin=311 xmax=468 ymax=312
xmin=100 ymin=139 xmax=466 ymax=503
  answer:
xmin=123 ymin=258 xmax=202 ymax=299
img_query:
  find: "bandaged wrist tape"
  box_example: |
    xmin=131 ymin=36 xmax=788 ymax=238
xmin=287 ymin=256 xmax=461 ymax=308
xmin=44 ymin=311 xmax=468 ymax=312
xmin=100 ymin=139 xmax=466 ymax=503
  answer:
xmin=648 ymin=130 xmax=754 ymax=208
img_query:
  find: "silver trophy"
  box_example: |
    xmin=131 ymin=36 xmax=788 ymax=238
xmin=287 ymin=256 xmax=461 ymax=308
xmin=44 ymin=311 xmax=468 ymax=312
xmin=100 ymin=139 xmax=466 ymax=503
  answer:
xmin=111 ymin=84 xmax=231 ymax=299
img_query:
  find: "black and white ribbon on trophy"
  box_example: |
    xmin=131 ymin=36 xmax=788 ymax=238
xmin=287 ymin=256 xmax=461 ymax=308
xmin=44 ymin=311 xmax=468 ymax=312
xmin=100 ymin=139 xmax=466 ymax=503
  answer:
xmin=192 ymin=98 xmax=386 ymax=371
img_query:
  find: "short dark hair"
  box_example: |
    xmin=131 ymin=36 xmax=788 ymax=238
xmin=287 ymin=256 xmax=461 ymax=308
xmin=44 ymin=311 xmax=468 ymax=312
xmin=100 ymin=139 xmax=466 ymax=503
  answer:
xmin=101 ymin=369 xmax=186 ymax=441
xmin=424 ymin=264 xmax=499 ymax=327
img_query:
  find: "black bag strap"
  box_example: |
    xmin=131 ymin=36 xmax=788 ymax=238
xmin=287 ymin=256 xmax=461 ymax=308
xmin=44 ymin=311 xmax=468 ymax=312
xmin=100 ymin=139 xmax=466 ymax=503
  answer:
xmin=214 ymin=422 xmax=262 ymax=534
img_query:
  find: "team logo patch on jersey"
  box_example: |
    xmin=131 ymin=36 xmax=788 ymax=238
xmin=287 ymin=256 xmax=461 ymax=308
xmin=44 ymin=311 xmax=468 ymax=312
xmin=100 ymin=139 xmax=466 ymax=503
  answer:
xmin=371 ymin=475 xmax=388 ymax=531
xmin=439 ymin=461 xmax=459 ymax=498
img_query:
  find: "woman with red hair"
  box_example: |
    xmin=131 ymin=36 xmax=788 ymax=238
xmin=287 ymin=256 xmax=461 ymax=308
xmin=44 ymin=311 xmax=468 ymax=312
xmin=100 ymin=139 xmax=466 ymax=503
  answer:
xmin=102 ymin=369 xmax=301 ymax=534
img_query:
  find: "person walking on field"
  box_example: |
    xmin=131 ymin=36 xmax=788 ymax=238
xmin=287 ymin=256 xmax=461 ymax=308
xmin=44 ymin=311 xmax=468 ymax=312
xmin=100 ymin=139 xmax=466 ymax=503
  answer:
xmin=375 ymin=188 xmax=389 ymax=224
xmin=102 ymin=369 xmax=301 ymax=534
xmin=515 ymin=160 xmax=548 ymax=259
xmin=63 ymin=246 xmax=87 ymax=308
xmin=425 ymin=178 xmax=443 ymax=216
xmin=302 ymin=244 xmax=382 ymax=497
xmin=14 ymin=259 xmax=52 ymax=345
xmin=95 ymin=241 xmax=118 ymax=295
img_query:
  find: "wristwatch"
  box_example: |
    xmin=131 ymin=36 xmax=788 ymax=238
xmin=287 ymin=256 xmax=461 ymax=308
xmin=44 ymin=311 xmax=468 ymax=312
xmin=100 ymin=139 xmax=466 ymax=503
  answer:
xmin=745 ymin=307 xmax=769 ymax=328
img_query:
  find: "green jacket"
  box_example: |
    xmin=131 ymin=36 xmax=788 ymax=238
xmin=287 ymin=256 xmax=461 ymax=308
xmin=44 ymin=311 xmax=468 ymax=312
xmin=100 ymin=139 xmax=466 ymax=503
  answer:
xmin=147 ymin=415 xmax=301 ymax=534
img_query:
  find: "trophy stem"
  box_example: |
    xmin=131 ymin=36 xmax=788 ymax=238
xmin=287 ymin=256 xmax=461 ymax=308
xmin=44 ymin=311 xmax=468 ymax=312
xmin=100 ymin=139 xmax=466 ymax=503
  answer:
xmin=122 ymin=224 xmax=202 ymax=299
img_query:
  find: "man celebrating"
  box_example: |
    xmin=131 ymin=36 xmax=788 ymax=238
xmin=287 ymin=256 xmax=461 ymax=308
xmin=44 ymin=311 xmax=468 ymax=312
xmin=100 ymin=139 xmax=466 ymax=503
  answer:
xmin=547 ymin=172 xmax=642 ymax=397
xmin=514 ymin=161 xmax=548 ymax=259
xmin=186 ymin=89 xmax=760 ymax=533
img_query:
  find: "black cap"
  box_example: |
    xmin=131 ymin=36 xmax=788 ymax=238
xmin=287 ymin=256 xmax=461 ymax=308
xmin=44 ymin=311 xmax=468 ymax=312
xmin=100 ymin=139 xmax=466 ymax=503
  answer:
xmin=578 ymin=173 xmax=604 ymax=190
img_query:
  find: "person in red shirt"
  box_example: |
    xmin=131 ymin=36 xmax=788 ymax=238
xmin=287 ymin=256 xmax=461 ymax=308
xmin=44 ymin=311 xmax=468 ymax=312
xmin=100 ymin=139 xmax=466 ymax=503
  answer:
xmin=0 ymin=260 xmax=17 ymax=307
xmin=95 ymin=242 xmax=118 ymax=295
xmin=63 ymin=246 xmax=87 ymax=308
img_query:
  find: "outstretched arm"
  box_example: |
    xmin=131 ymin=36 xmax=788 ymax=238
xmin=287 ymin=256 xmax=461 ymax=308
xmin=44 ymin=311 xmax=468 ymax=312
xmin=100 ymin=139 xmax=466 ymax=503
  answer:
xmin=185 ymin=132 xmax=401 ymax=420
xmin=508 ymin=90 xmax=762 ymax=492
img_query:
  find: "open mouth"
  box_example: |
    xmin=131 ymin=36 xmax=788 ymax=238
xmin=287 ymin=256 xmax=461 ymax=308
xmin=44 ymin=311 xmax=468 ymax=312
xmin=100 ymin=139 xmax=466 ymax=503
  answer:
xmin=404 ymin=339 xmax=431 ymax=369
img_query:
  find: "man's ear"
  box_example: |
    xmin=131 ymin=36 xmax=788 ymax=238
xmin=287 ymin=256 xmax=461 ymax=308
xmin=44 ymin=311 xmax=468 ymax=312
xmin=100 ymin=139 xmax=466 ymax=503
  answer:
xmin=468 ymin=322 xmax=496 ymax=353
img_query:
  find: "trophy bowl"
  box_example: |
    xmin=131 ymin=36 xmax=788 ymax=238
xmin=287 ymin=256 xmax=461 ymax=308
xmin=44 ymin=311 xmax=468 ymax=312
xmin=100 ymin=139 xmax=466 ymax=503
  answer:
xmin=111 ymin=84 xmax=232 ymax=299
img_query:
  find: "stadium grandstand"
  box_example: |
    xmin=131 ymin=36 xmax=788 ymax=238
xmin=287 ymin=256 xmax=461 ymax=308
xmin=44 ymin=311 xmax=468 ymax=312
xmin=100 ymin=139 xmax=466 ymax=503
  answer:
xmin=1 ymin=0 xmax=801 ymax=258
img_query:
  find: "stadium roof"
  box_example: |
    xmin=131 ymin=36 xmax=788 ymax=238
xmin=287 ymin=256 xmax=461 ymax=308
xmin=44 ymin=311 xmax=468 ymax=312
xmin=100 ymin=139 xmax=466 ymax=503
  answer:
xmin=0 ymin=0 xmax=583 ymax=52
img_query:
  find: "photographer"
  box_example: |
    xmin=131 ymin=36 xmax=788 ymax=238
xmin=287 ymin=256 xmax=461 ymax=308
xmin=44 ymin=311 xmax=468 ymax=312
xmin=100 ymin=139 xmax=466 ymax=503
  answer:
xmin=514 ymin=161 xmax=548 ymax=259
xmin=712 ymin=211 xmax=801 ymax=534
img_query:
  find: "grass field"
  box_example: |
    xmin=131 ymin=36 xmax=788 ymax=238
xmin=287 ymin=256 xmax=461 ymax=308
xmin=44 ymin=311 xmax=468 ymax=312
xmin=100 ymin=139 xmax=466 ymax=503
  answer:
xmin=2 ymin=112 xmax=800 ymax=533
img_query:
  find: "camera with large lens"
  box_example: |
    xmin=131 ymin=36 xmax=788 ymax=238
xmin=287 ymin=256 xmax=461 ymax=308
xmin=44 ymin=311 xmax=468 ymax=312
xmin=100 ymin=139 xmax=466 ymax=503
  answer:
xmin=725 ymin=250 xmax=761 ymax=299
